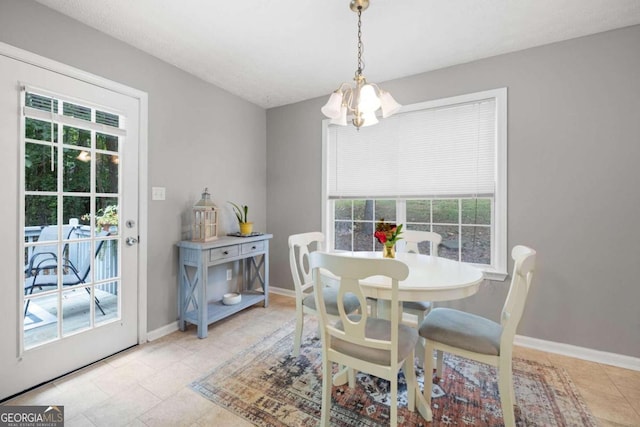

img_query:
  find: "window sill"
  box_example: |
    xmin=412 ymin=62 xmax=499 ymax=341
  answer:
xmin=480 ymin=268 xmax=508 ymax=282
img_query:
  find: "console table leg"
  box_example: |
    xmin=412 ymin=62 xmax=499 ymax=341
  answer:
xmin=197 ymin=261 xmax=208 ymax=338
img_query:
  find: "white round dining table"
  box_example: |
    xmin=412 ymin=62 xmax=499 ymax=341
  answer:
xmin=332 ymin=251 xmax=485 ymax=303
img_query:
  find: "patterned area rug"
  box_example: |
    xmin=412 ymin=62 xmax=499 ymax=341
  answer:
xmin=191 ymin=318 xmax=597 ymax=426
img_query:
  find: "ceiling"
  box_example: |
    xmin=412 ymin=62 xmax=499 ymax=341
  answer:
xmin=35 ymin=0 xmax=640 ymax=109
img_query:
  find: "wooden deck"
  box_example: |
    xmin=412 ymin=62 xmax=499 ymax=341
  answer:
xmin=24 ymin=288 xmax=118 ymax=349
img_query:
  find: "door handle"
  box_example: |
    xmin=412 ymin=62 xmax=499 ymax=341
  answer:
xmin=126 ymin=237 xmax=139 ymax=246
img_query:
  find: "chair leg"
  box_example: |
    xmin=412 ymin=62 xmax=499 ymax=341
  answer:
xmin=415 ymin=311 xmax=426 ymax=365
xmin=347 ymin=367 xmax=356 ymax=388
xmin=403 ymin=353 xmax=417 ymax=412
xmin=293 ymin=311 xmax=304 ymax=357
xmin=24 ymin=299 xmax=31 ymax=317
xmin=84 ymin=287 xmax=106 ymax=315
xmin=424 ymin=341 xmax=435 ymax=408
xmin=24 ymin=285 xmax=37 ymax=317
xmin=436 ymin=350 xmax=444 ymax=378
xmin=390 ymin=369 xmax=398 ymax=427
xmin=94 ymin=296 xmax=106 ymax=315
xmin=498 ymin=358 xmax=516 ymax=427
xmin=321 ymin=359 xmax=332 ymax=427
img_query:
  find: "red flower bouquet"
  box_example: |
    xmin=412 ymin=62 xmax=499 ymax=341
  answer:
xmin=374 ymin=220 xmax=403 ymax=248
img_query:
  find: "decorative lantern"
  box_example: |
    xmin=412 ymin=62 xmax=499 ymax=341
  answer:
xmin=192 ymin=188 xmax=218 ymax=242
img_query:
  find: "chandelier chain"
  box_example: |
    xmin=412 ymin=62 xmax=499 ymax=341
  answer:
xmin=356 ymin=7 xmax=364 ymax=77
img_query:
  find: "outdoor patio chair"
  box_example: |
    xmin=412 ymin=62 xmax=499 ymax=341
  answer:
xmin=24 ymin=230 xmax=110 ymax=317
xmin=24 ymin=225 xmax=76 ymax=278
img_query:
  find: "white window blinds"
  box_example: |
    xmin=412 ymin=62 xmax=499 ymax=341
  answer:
xmin=326 ymin=98 xmax=496 ymax=199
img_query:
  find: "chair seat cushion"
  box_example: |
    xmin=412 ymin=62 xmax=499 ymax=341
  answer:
xmin=403 ymin=300 xmax=432 ymax=312
xmin=418 ymin=307 xmax=502 ymax=356
xmin=302 ymin=288 xmax=360 ymax=316
xmin=334 ymin=315 xmax=419 ymax=365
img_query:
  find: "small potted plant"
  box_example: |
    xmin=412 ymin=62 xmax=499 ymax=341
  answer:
xmin=228 ymin=201 xmax=253 ymax=235
xmin=82 ymin=205 xmax=119 ymax=232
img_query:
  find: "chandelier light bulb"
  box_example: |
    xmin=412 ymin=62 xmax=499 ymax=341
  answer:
xmin=330 ymin=105 xmax=348 ymax=126
xmin=321 ymin=91 xmax=344 ymax=119
xmin=357 ymin=84 xmax=381 ymax=113
xmin=360 ymin=111 xmax=379 ymax=127
xmin=379 ymin=90 xmax=402 ymax=118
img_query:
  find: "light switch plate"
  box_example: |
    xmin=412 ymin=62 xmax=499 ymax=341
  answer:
xmin=152 ymin=187 xmax=166 ymax=201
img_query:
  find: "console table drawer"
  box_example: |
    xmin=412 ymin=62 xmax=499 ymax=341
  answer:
xmin=241 ymin=241 xmax=264 ymax=255
xmin=210 ymin=245 xmax=239 ymax=261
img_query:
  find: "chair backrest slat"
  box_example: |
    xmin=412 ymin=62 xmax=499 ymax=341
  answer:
xmin=401 ymin=230 xmax=442 ymax=256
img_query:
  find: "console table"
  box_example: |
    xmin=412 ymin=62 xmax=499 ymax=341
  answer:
xmin=177 ymin=234 xmax=272 ymax=338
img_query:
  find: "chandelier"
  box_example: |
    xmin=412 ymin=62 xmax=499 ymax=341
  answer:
xmin=321 ymin=0 xmax=401 ymax=129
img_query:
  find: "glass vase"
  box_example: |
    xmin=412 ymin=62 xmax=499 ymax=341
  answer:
xmin=382 ymin=244 xmax=396 ymax=259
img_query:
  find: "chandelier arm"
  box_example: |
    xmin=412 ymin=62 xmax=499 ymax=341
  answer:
xmin=336 ymin=82 xmax=351 ymax=93
xmin=344 ymin=87 xmax=355 ymax=112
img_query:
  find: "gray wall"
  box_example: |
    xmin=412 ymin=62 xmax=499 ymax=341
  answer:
xmin=267 ymin=25 xmax=640 ymax=357
xmin=0 ymin=0 xmax=267 ymax=332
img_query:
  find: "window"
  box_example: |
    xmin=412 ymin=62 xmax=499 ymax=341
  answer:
xmin=322 ymin=88 xmax=507 ymax=280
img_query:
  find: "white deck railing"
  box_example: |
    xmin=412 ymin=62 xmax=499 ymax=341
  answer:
xmin=24 ymin=224 xmax=118 ymax=295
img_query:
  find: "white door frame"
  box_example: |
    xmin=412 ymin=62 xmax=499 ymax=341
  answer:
xmin=1 ymin=40 xmax=149 ymax=344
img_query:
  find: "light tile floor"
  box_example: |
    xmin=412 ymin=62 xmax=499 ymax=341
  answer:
xmin=3 ymin=294 xmax=640 ymax=426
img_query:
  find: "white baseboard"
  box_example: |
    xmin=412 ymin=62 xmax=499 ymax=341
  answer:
xmin=146 ymin=321 xmax=179 ymax=342
xmin=269 ymin=286 xmax=296 ymax=298
xmin=143 ymin=288 xmax=296 ymax=342
xmin=144 ymin=288 xmax=640 ymax=372
xmin=515 ymin=335 xmax=640 ymax=371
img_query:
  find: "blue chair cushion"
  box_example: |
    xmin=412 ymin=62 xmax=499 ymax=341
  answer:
xmin=418 ymin=307 xmax=502 ymax=356
xmin=333 ymin=315 xmax=419 ymax=365
xmin=302 ymin=287 xmax=361 ymax=316
xmin=403 ymin=300 xmax=432 ymax=311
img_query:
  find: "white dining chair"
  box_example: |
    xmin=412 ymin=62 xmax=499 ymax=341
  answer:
xmin=309 ymin=251 xmax=418 ymax=427
xmin=418 ymin=245 xmax=536 ymax=427
xmin=400 ymin=230 xmax=442 ymax=323
xmin=288 ymin=232 xmax=360 ymax=357
xmin=399 ymin=230 xmax=442 ymax=366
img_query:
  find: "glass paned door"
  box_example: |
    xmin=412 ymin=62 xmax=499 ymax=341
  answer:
xmin=0 ymin=52 xmax=141 ymax=400
xmin=22 ymin=90 xmax=123 ymax=349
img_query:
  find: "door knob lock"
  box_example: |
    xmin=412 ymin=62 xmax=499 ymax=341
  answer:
xmin=126 ymin=237 xmax=139 ymax=246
